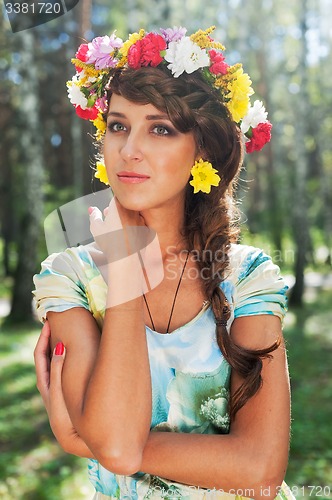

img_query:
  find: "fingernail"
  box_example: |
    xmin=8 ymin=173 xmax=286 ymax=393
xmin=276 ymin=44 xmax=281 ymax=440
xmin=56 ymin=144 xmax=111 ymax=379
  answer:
xmin=88 ymin=206 xmax=94 ymax=215
xmin=54 ymin=342 xmax=64 ymax=356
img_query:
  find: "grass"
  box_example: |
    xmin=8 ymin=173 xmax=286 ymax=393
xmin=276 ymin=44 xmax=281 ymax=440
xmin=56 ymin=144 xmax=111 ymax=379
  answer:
xmin=0 ymin=324 xmax=94 ymax=500
xmin=284 ymin=290 xmax=332 ymax=498
xmin=0 ymin=291 xmax=331 ymax=499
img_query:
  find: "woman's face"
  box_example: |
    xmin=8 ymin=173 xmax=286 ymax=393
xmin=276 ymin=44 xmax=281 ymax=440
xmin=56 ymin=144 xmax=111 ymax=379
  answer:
xmin=103 ymin=94 xmax=197 ymax=212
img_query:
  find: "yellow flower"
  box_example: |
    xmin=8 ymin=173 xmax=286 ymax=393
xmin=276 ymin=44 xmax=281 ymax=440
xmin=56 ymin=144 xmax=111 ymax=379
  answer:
xmin=213 ymin=75 xmax=228 ymax=91
xmin=94 ymin=129 xmax=105 ymax=141
xmin=71 ymin=58 xmax=101 ymax=78
xmin=94 ymin=161 xmax=109 ymax=186
xmin=119 ymin=29 xmax=145 ymax=58
xmin=93 ymin=114 xmax=107 ymax=141
xmin=225 ymin=66 xmax=254 ymax=122
xmin=189 ymin=159 xmax=221 ymax=194
xmin=190 ymin=26 xmax=225 ymax=51
xmin=226 ymin=97 xmax=250 ymax=123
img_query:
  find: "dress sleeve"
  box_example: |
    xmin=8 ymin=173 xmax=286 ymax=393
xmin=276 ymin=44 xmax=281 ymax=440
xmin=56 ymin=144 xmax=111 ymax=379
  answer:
xmin=32 ymin=249 xmax=89 ymax=323
xmin=233 ymin=246 xmax=288 ymax=322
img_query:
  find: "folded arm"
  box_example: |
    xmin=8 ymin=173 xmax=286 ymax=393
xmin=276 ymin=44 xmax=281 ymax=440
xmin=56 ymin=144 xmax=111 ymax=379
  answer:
xmin=46 ymin=299 xmax=151 ymax=475
xmin=36 ymin=312 xmax=290 ymax=499
xmin=139 ymin=315 xmax=291 ymax=498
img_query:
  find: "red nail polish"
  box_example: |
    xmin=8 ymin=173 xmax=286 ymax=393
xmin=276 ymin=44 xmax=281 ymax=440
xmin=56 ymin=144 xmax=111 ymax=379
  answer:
xmin=55 ymin=342 xmax=64 ymax=356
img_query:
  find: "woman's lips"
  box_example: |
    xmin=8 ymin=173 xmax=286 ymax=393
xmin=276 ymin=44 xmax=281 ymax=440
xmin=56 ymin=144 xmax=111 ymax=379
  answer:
xmin=117 ymin=171 xmax=150 ymax=184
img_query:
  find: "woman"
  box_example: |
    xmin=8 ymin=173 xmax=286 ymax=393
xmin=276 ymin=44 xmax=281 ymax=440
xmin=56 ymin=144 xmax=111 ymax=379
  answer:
xmin=33 ymin=27 xmax=293 ymax=499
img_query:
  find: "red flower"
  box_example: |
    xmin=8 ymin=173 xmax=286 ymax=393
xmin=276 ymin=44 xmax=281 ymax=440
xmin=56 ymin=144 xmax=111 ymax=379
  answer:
xmin=128 ymin=33 xmax=166 ymax=69
xmin=75 ymin=43 xmax=89 ymax=72
xmin=209 ymin=49 xmax=229 ymax=75
xmin=127 ymin=39 xmax=143 ymax=69
xmin=245 ymin=122 xmax=272 ymax=153
xmin=75 ymin=105 xmax=99 ymax=120
xmin=141 ymin=33 xmax=166 ymax=66
xmin=76 ymin=43 xmax=89 ymax=61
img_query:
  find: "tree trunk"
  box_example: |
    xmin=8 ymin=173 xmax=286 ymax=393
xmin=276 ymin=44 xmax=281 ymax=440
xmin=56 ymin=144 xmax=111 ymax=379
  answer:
xmin=255 ymin=19 xmax=283 ymax=253
xmin=79 ymin=0 xmax=92 ymax=39
xmin=289 ymin=0 xmax=311 ymax=306
xmin=8 ymin=31 xmax=44 ymax=323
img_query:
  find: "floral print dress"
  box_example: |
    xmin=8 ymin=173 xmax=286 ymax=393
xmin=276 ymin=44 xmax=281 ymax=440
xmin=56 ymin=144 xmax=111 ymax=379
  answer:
xmin=33 ymin=243 xmax=294 ymax=500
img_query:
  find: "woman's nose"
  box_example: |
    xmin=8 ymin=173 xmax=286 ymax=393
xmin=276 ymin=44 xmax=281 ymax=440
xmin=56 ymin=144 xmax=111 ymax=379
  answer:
xmin=120 ymin=132 xmax=143 ymax=162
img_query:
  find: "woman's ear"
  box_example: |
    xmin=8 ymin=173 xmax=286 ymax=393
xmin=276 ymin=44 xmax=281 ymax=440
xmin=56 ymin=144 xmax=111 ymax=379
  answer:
xmin=195 ymin=142 xmax=208 ymax=161
xmin=195 ymin=151 xmax=208 ymax=162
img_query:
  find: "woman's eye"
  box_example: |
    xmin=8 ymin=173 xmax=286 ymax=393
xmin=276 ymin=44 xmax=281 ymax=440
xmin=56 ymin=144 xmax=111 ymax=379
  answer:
xmin=153 ymin=125 xmax=170 ymax=136
xmin=108 ymin=122 xmax=126 ymax=132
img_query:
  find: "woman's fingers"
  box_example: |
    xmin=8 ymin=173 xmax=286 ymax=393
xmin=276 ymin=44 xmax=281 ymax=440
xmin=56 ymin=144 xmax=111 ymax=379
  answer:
xmin=34 ymin=319 xmax=51 ymax=354
xmin=34 ymin=332 xmax=86 ymax=454
xmin=34 ymin=321 xmax=51 ymax=399
xmin=50 ymin=343 xmax=66 ymax=405
xmin=34 ymin=324 xmax=66 ymax=414
xmin=89 ymin=200 xmax=130 ymax=263
xmin=88 ymin=206 xmax=105 ymax=236
xmin=49 ymin=344 xmax=76 ymax=436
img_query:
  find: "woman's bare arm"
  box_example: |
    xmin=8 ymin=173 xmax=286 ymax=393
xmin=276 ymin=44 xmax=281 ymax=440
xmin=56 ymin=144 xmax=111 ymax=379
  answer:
xmin=137 ymin=314 xmax=290 ymax=499
xmin=47 ymin=296 xmax=151 ymax=475
xmin=34 ymin=321 xmax=94 ymax=458
xmin=44 ymin=200 xmax=154 ymax=473
xmin=37 ymin=312 xmax=290 ymax=498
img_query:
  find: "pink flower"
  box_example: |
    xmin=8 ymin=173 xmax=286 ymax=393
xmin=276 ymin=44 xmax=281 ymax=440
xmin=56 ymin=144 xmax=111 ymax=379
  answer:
xmin=86 ymin=34 xmax=122 ymax=70
xmin=245 ymin=122 xmax=272 ymax=153
xmin=95 ymin=96 xmax=108 ymax=113
xmin=75 ymin=105 xmax=99 ymax=120
xmin=128 ymin=33 xmax=167 ymax=69
xmin=209 ymin=49 xmax=229 ymax=75
xmin=160 ymin=27 xmax=187 ymax=43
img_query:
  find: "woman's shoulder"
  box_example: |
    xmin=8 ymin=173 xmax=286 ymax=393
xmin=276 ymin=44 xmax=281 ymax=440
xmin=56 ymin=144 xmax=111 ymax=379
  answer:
xmin=37 ymin=243 xmax=98 ymax=276
xmin=227 ymin=243 xmax=288 ymax=321
xmin=228 ymin=243 xmax=275 ymax=282
xmin=33 ymin=244 xmax=102 ymax=301
xmin=32 ymin=243 xmax=104 ymax=323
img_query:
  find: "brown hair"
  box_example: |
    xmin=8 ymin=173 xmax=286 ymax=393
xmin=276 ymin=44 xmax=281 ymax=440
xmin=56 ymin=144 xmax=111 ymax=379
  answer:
xmin=104 ymin=65 xmax=279 ymax=420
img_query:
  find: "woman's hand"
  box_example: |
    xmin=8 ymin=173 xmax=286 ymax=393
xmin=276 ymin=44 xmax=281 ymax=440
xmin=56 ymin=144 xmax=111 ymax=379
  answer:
xmin=34 ymin=321 xmax=93 ymax=458
xmin=88 ymin=196 xmax=147 ymax=263
xmin=89 ymin=197 xmax=163 ymax=308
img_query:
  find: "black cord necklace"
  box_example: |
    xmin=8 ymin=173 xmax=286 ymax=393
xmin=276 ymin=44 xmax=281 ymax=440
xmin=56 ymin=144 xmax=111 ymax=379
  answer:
xmin=143 ymin=250 xmax=190 ymax=333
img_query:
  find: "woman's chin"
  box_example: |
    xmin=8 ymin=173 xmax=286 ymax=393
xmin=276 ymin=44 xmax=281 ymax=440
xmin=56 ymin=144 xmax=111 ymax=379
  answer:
xmin=114 ymin=195 xmax=150 ymax=213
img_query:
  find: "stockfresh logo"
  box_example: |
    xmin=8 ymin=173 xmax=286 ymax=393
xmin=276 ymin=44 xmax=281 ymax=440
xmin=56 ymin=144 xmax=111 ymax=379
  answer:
xmin=44 ymin=189 xmax=164 ymax=308
xmin=4 ymin=0 xmax=80 ymax=32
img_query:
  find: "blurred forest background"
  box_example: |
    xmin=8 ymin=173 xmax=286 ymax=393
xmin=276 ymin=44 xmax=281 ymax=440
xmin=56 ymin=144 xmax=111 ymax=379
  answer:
xmin=0 ymin=0 xmax=331 ymax=498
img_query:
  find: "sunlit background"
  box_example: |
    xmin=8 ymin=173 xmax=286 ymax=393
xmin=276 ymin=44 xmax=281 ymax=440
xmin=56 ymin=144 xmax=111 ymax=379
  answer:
xmin=0 ymin=0 xmax=331 ymax=498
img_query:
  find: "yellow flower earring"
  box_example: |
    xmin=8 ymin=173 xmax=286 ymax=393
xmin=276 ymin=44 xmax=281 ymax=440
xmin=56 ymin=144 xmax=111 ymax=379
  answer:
xmin=189 ymin=158 xmax=221 ymax=194
xmin=94 ymin=161 xmax=110 ymax=186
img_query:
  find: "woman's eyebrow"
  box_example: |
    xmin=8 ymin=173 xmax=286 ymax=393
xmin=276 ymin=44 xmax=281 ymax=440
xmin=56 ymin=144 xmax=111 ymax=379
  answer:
xmin=107 ymin=111 xmax=170 ymax=121
xmin=146 ymin=114 xmax=170 ymax=120
xmin=107 ymin=111 xmax=126 ymax=118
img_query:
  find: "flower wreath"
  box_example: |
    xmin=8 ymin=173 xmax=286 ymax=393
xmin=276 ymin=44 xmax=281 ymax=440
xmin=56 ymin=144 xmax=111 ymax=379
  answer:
xmin=67 ymin=26 xmax=272 ymax=154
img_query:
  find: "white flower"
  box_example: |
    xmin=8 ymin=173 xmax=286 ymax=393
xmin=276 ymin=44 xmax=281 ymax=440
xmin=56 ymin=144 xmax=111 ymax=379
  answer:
xmin=241 ymin=100 xmax=268 ymax=133
xmin=66 ymin=78 xmax=88 ymax=109
xmin=164 ymin=37 xmax=210 ymax=77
